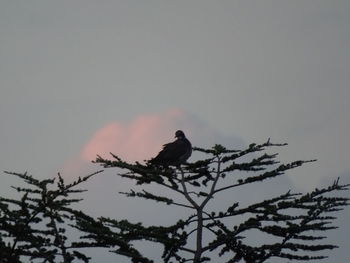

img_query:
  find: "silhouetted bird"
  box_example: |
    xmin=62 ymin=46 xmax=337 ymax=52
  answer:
xmin=149 ymin=130 xmax=192 ymax=166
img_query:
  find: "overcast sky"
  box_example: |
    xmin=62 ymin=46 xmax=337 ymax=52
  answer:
xmin=1 ymin=1 xmax=349 ymax=262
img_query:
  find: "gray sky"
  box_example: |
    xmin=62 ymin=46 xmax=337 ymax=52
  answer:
xmin=1 ymin=1 xmax=349 ymax=262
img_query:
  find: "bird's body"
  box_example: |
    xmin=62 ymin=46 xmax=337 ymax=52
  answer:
xmin=150 ymin=130 xmax=192 ymax=166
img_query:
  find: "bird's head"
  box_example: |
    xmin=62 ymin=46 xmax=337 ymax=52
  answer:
xmin=175 ymin=130 xmax=185 ymax=139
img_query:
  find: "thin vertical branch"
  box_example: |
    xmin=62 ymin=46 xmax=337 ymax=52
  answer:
xmin=200 ymin=156 xmax=221 ymax=209
xmin=179 ymin=167 xmax=199 ymax=210
xmin=193 ymin=207 xmax=203 ymax=263
xmin=49 ymin=208 xmax=69 ymax=263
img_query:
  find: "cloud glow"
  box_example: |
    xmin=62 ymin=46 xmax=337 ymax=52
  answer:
xmin=80 ymin=109 xmax=190 ymax=163
xmin=61 ymin=109 xmax=243 ymax=180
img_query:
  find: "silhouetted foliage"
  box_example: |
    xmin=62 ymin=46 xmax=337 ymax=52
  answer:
xmin=0 ymin=170 xmax=102 ymax=263
xmin=1 ymin=140 xmax=349 ymax=263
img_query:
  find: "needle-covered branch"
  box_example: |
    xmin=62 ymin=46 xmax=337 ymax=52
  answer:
xmin=1 ymin=140 xmax=349 ymax=263
xmin=0 ymin=170 xmax=102 ymax=263
xmin=87 ymin=141 xmax=349 ymax=262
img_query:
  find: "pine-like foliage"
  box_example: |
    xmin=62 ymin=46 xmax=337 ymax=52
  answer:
xmin=0 ymin=140 xmax=349 ymax=263
xmin=82 ymin=140 xmax=348 ymax=263
xmin=0 ymin=170 xmax=102 ymax=263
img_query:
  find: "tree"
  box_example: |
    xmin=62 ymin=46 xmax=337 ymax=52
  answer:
xmin=0 ymin=170 xmax=103 ymax=263
xmin=0 ymin=140 xmax=349 ymax=263
xmin=83 ymin=140 xmax=349 ymax=263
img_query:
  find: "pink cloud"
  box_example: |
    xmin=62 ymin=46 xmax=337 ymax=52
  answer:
xmin=60 ymin=109 xmax=243 ymax=179
xmin=80 ymin=109 xmax=192 ymax=163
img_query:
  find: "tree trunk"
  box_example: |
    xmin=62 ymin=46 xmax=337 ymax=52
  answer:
xmin=194 ymin=208 xmax=203 ymax=263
